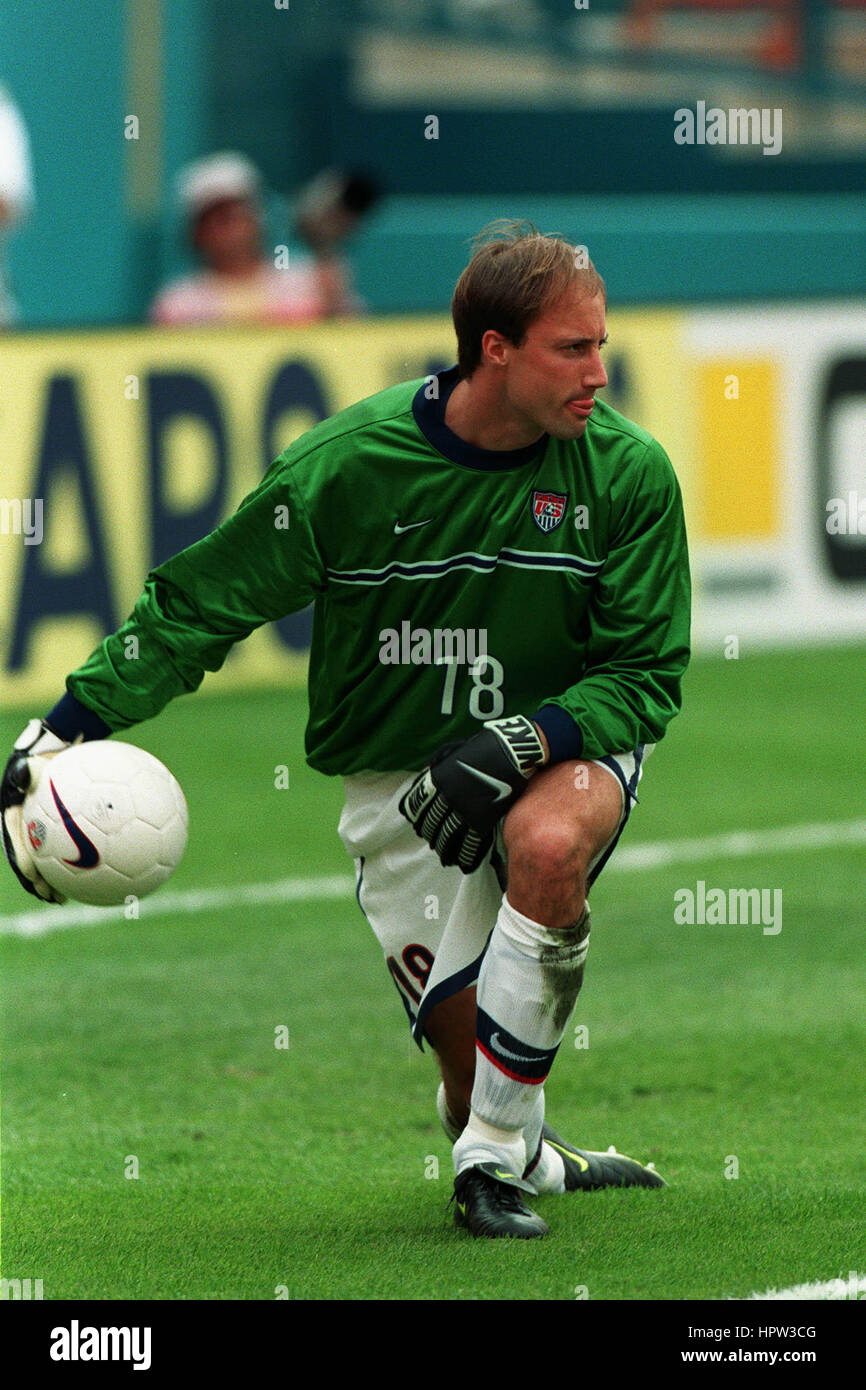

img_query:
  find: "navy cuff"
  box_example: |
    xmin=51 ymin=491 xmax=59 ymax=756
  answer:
xmin=529 ymin=704 xmax=583 ymax=765
xmin=45 ymin=691 xmax=113 ymax=743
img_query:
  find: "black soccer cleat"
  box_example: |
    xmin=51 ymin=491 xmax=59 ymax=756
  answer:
xmin=531 ymin=1122 xmax=666 ymax=1192
xmin=453 ymin=1163 xmax=549 ymax=1239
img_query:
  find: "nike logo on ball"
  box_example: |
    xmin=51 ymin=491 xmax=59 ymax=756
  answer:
xmin=50 ymin=779 xmax=100 ymax=868
xmin=393 ymin=518 xmax=432 ymax=534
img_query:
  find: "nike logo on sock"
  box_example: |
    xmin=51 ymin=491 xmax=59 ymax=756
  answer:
xmin=490 ymin=1031 xmax=536 ymax=1064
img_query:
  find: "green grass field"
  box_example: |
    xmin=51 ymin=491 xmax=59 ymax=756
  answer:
xmin=2 ymin=644 xmax=865 ymax=1300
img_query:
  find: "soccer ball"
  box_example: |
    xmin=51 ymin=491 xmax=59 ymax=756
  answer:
xmin=21 ymin=740 xmax=188 ymax=907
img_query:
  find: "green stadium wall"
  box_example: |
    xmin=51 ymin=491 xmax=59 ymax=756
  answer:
xmin=1 ymin=2 xmax=864 ymax=327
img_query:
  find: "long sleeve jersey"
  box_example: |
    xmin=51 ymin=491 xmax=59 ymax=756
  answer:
xmin=55 ymin=366 xmax=691 ymax=774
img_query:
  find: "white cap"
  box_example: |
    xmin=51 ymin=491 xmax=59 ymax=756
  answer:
xmin=175 ymin=151 xmax=261 ymax=221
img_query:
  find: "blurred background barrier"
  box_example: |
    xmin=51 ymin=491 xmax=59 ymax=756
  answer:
xmin=0 ymin=316 xmax=454 ymax=704
xmin=2 ymin=301 xmax=864 ymax=705
xmin=1 ymin=1 xmax=865 ymax=324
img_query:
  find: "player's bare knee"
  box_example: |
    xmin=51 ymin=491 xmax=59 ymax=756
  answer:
xmin=502 ymin=813 xmax=585 ymax=885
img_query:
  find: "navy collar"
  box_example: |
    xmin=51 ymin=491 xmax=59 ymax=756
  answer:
xmin=412 ymin=366 xmax=549 ymax=472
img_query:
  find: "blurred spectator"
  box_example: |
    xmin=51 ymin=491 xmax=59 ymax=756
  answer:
xmin=150 ymin=151 xmax=377 ymax=326
xmin=294 ymin=166 xmax=380 ymax=318
xmin=0 ymin=82 xmax=34 ymax=325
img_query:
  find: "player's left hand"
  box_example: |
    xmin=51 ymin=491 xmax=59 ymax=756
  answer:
xmin=398 ymin=715 xmax=547 ymax=873
xmin=1 ymin=719 xmax=70 ymax=903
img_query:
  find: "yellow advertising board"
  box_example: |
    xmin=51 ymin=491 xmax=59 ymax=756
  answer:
xmin=2 ymin=305 xmax=798 ymax=710
xmin=0 ymin=318 xmax=456 ymax=708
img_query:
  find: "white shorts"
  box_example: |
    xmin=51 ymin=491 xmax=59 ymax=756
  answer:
xmin=337 ymin=746 xmax=651 ymax=1048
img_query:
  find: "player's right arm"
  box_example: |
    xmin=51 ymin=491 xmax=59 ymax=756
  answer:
xmin=62 ymin=459 xmax=324 ymax=733
xmin=2 ymin=457 xmax=324 ymax=898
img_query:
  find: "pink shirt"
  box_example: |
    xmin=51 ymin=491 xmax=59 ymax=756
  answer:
xmin=150 ymin=260 xmax=334 ymax=326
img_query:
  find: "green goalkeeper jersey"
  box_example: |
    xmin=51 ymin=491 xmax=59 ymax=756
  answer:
xmin=60 ymin=366 xmax=691 ymax=775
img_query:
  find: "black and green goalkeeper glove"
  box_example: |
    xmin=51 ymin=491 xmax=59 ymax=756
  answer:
xmin=1 ymin=719 xmax=71 ymax=903
xmin=398 ymin=715 xmax=546 ymax=874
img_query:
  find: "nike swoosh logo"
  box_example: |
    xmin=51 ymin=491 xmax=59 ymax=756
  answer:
xmin=393 ymin=518 xmax=432 ymax=534
xmin=456 ymin=762 xmax=512 ymax=802
xmin=493 ymin=1169 xmax=519 ymax=1183
xmin=546 ymin=1140 xmax=589 ymax=1172
xmin=50 ymin=779 xmax=100 ymax=869
xmin=490 ymin=1031 xmax=536 ymax=1064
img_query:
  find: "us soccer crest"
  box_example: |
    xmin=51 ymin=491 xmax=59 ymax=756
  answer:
xmin=531 ymin=490 xmax=568 ymax=534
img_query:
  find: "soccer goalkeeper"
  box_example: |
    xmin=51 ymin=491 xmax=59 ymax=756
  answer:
xmin=2 ymin=220 xmax=690 ymax=1239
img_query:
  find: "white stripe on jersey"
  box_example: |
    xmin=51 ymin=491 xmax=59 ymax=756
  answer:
xmin=326 ymin=546 xmax=605 ymax=585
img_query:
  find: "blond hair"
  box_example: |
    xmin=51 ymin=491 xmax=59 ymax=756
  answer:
xmin=451 ymin=220 xmax=605 ymax=378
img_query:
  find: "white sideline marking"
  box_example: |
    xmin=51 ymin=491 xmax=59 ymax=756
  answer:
xmin=615 ymin=816 xmax=866 ymax=870
xmin=1 ymin=817 xmax=865 ymax=940
xmin=0 ymin=875 xmax=352 ymax=939
xmin=746 ymin=1273 xmax=866 ymax=1300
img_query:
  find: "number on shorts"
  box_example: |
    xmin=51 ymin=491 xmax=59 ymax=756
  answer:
xmin=386 ymin=943 xmax=435 ymax=1005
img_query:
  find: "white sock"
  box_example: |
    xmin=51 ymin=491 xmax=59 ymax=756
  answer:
xmin=522 ymin=1087 xmax=545 ymax=1173
xmin=521 ymin=1089 xmax=567 ymax=1194
xmin=469 ymin=895 xmax=590 ymax=1134
xmin=529 ymin=1143 xmax=567 ymax=1194
xmin=441 ymin=1048 xmax=567 ymax=1191
xmin=452 ymin=1109 xmax=527 ymax=1179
